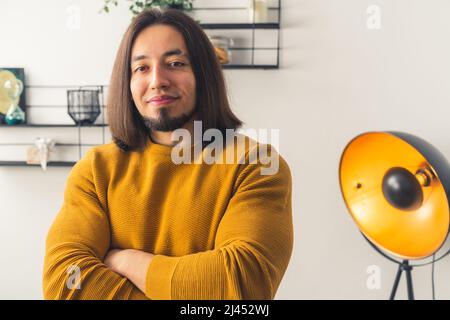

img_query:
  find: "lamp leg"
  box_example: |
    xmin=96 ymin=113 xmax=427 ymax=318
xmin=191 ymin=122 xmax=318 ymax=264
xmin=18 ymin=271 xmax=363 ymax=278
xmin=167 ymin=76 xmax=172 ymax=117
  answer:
xmin=403 ymin=260 xmax=414 ymax=300
xmin=390 ymin=263 xmax=403 ymax=300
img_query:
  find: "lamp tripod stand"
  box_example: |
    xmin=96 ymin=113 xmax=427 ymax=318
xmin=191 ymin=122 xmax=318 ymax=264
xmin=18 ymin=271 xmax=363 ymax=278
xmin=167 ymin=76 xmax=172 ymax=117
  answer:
xmin=390 ymin=260 xmax=414 ymax=300
xmin=364 ymin=235 xmax=417 ymax=300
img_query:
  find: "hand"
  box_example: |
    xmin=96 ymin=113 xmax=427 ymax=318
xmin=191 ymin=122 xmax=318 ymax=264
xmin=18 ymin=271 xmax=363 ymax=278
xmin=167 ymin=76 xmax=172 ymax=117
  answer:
xmin=104 ymin=248 xmax=155 ymax=294
xmin=104 ymin=249 xmax=129 ymax=276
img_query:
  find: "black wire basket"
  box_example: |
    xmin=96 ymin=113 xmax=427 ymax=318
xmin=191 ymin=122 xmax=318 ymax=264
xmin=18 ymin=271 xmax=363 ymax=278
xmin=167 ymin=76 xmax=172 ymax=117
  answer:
xmin=67 ymin=89 xmax=101 ymax=125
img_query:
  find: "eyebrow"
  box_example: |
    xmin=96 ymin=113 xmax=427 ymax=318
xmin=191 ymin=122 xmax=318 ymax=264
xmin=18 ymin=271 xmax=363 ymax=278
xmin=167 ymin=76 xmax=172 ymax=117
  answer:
xmin=131 ymin=49 xmax=186 ymax=63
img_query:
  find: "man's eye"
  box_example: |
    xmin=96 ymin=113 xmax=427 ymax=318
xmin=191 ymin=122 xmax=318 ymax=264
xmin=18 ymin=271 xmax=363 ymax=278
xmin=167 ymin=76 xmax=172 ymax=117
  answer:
xmin=169 ymin=61 xmax=185 ymax=68
xmin=134 ymin=66 xmax=148 ymax=73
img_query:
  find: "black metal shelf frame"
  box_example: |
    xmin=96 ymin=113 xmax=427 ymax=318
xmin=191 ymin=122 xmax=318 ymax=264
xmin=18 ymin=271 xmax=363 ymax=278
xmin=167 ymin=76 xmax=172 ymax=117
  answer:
xmin=0 ymin=124 xmax=107 ymax=128
xmin=200 ymin=23 xmax=279 ymax=29
xmin=0 ymin=85 xmax=108 ymax=167
xmin=0 ymin=161 xmax=76 ymax=167
xmin=199 ymin=0 xmax=281 ymax=69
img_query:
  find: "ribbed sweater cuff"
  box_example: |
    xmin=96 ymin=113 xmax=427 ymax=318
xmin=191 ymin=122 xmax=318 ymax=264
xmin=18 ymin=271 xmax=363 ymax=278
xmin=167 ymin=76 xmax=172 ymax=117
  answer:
xmin=146 ymin=255 xmax=181 ymax=299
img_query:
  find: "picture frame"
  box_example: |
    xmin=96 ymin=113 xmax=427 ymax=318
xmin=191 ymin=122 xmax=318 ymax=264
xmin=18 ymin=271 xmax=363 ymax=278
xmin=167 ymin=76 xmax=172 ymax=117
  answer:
xmin=0 ymin=68 xmax=26 ymax=125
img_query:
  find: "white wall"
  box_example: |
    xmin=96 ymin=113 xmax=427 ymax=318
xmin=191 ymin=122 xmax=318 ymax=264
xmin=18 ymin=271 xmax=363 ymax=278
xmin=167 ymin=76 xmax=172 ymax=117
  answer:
xmin=1 ymin=0 xmax=450 ymax=299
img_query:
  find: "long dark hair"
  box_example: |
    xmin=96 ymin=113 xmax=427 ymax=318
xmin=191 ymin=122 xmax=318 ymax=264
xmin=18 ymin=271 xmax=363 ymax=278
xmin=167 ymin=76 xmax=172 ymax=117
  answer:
xmin=107 ymin=8 xmax=243 ymax=152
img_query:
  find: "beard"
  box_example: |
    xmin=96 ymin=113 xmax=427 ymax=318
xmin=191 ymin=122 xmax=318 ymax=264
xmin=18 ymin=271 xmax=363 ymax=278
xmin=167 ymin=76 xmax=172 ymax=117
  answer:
xmin=141 ymin=106 xmax=196 ymax=132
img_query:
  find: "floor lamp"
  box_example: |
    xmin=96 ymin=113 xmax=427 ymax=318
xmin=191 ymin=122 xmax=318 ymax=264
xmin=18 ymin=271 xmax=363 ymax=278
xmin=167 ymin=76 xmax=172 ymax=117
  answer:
xmin=339 ymin=131 xmax=450 ymax=300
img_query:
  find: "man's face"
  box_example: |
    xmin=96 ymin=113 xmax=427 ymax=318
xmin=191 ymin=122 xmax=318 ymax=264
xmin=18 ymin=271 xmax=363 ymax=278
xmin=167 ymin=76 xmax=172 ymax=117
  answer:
xmin=130 ymin=24 xmax=197 ymax=132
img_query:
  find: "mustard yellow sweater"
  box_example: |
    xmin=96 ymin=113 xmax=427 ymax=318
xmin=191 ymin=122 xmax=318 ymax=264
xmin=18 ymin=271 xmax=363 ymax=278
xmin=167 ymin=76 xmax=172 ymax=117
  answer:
xmin=43 ymin=135 xmax=293 ymax=300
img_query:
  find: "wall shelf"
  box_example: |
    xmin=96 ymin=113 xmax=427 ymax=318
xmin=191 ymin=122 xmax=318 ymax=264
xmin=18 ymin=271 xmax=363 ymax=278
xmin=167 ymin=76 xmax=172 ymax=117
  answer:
xmin=0 ymin=124 xmax=108 ymax=128
xmin=223 ymin=64 xmax=277 ymax=69
xmin=200 ymin=23 xmax=279 ymax=29
xmin=0 ymin=85 xmax=108 ymax=168
xmin=197 ymin=0 xmax=281 ymax=69
xmin=0 ymin=161 xmax=76 ymax=167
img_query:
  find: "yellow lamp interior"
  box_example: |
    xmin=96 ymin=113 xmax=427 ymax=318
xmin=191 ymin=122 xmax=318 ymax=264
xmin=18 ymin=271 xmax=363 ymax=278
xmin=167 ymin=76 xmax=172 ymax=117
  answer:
xmin=340 ymin=132 xmax=449 ymax=260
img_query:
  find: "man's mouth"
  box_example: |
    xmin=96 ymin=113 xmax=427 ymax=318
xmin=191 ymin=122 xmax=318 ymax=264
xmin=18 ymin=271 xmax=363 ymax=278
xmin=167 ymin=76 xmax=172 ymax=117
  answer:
xmin=146 ymin=95 xmax=179 ymax=106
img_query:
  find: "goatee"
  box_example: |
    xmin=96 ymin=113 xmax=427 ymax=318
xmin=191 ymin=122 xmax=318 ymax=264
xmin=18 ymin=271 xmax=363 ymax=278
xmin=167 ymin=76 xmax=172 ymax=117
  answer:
xmin=141 ymin=107 xmax=196 ymax=132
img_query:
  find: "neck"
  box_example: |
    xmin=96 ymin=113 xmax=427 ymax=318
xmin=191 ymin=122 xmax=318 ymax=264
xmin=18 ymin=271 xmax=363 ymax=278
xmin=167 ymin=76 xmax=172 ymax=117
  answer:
xmin=150 ymin=119 xmax=196 ymax=147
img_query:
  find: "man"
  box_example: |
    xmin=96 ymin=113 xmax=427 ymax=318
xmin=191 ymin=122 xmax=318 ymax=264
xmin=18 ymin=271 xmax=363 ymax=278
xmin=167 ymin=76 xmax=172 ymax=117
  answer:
xmin=43 ymin=8 xmax=293 ymax=300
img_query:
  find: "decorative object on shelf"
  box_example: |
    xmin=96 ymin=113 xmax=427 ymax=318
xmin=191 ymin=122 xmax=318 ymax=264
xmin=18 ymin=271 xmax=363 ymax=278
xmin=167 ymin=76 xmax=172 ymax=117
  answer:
xmin=339 ymin=131 xmax=450 ymax=300
xmin=248 ymin=0 xmax=269 ymax=23
xmin=26 ymin=137 xmax=56 ymax=171
xmin=67 ymin=88 xmax=101 ymax=125
xmin=209 ymin=36 xmax=234 ymax=65
xmin=100 ymin=0 xmax=194 ymax=16
xmin=0 ymin=68 xmax=26 ymax=125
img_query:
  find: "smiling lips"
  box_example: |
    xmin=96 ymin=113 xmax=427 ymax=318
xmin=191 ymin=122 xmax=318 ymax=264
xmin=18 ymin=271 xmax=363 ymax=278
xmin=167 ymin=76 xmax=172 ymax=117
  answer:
xmin=147 ymin=95 xmax=179 ymax=106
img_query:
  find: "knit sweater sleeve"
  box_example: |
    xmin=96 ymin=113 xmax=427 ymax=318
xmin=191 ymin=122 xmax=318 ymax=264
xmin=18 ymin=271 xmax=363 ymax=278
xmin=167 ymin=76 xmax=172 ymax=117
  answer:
xmin=42 ymin=149 xmax=147 ymax=300
xmin=146 ymin=145 xmax=294 ymax=300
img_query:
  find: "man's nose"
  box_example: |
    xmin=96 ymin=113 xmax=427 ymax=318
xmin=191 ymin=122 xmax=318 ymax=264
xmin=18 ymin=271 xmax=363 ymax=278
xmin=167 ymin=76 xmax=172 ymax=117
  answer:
xmin=149 ymin=65 xmax=170 ymax=90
